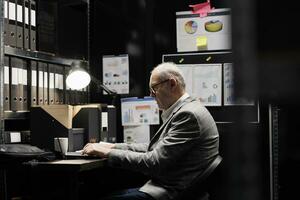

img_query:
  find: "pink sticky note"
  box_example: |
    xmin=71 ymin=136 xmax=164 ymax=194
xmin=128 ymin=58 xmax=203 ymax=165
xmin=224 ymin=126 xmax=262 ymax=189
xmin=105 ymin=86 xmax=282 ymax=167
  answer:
xmin=189 ymin=0 xmax=213 ymax=17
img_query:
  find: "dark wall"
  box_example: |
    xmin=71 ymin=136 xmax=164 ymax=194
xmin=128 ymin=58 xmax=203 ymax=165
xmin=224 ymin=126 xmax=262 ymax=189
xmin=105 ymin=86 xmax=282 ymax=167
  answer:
xmin=88 ymin=0 xmax=231 ymax=102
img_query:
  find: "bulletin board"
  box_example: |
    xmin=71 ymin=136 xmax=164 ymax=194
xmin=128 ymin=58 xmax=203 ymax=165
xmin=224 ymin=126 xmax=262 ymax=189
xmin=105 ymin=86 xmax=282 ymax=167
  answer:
xmin=162 ymin=51 xmax=259 ymax=123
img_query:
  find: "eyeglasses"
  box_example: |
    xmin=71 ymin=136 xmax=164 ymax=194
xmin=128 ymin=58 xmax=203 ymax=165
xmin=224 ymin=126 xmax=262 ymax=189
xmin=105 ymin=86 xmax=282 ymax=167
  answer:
xmin=149 ymin=79 xmax=170 ymax=95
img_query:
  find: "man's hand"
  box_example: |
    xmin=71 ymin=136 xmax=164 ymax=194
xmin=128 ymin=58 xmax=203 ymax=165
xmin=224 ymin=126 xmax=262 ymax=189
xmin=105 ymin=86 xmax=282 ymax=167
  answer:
xmin=99 ymin=141 xmax=116 ymax=149
xmin=82 ymin=143 xmax=111 ymax=158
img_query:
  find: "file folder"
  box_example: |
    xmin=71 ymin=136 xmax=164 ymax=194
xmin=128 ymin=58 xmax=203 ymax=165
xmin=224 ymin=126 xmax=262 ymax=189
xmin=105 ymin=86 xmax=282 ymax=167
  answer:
xmin=24 ymin=0 xmax=29 ymax=49
xmin=73 ymin=90 xmax=78 ymax=105
xmin=80 ymin=87 xmax=88 ymax=104
xmin=65 ymin=87 xmax=71 ymax=105
xmin=4 ymin=0 xmax=9 ymax=45
xmin=49 ymin=64 xmax=55 ymax=104
xmin=31 ymin=60 xmax=37 ymax=106
xmin=10 ymin=57 xmax=22 ymax=111
xmin=43 ymin=63 xmax=49 ymax=105
xmin=8 ymin=0 xmax=17 ymax=47
xmin=16 ymin=0 xmax=23 ymax=48
xmin=37 ymin=62 xmax=44 ymax=105
xmin=56 ymin=65 xmax=64 ymax=104
xmin=4 ymin=56 xmax=10 ymax=111
xmin=79 ymin=88 xmax=84 ymax=104
xmin=30 ymin=0 xmax=36 ymax=50
xmin=17 ymin=61 xmax=24 ymax=110
xmin=61 ymin=68 xmax=65 ymax=104
xmin=22 ymin=60 xmax=28 ymax=110
xmin=83 ymin=87 xmax=88 ymax=103
xmin=54 ymin=65 xmax=59 ymax=104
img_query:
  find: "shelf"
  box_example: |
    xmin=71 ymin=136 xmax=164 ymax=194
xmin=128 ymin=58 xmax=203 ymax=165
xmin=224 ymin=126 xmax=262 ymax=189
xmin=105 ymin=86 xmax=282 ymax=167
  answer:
xmin=4 ymin=111 xmax=30 ymax=120
xmin=4 ymin=46 xmax=79 ymax=66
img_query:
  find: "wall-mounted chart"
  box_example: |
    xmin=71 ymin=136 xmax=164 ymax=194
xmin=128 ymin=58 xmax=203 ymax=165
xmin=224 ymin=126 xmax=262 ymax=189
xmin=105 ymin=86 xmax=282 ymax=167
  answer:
xmin=178 ymin=63 xmax=222 ymax=106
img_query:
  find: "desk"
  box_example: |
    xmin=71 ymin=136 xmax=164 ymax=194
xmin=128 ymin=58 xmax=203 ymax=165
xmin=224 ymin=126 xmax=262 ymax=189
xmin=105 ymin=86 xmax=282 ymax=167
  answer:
xmin=28 ymin=158 xmax=107 ymax=172
xmin=1 ymin=158 xmax=107 ymax=200
xmin=27 ymin=158 xmax=107 ymax=200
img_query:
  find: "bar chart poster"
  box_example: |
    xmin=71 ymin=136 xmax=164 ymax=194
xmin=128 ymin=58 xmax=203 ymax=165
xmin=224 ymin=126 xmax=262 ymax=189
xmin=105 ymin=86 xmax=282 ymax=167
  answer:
xmin=121 ymin=97 xmax=160 ymax=126
xmin=193 ymin=64 xmax=222 ymax=106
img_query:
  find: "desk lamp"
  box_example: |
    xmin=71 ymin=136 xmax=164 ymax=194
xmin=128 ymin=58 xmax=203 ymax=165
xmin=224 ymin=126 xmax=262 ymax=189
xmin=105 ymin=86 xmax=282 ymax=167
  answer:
xmin=66 ymin=60 xmax=117 ymax=95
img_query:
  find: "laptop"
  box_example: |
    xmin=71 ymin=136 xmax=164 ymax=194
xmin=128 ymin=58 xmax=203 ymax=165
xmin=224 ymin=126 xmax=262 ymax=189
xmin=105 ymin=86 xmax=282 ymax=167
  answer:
xmin=64 ymin=150 xmax=100 ymax=159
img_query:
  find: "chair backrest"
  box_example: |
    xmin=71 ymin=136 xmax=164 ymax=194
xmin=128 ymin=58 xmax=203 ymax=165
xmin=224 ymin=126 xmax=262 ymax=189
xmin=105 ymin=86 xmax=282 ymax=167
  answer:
xmin=196 ymin=155 xmax=222 ymax=184
xmin=177 ymin=155 xmax=223 ymax=200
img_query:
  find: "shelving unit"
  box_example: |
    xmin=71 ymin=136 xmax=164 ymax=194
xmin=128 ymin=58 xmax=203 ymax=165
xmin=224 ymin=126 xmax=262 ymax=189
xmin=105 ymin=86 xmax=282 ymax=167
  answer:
xmin=0 ymin=0 xmax=90 ymax=143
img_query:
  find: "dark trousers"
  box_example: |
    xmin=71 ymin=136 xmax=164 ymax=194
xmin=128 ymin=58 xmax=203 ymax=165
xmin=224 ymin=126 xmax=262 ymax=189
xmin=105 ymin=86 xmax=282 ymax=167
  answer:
xmin=101 ymin=188 xmax=155 ymax=200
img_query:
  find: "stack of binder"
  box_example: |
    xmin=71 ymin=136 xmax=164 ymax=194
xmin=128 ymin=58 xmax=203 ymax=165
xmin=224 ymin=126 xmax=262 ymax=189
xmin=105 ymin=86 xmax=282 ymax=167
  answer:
xmin=3 ymin=55 xmax=88 ymax=112
xmin=3 ymin=0 xmax=36 ymax=50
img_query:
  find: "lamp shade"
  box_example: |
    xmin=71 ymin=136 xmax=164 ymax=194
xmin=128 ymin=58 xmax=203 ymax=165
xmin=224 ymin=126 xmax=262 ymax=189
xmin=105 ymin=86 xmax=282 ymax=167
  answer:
xmin=66 ymin=60 xmax=91 ymax=90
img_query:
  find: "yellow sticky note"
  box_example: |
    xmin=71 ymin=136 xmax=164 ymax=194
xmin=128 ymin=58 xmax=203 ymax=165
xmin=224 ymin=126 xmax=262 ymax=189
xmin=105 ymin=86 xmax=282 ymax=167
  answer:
xmin=196 ymin=36 xmax=207 ymax=50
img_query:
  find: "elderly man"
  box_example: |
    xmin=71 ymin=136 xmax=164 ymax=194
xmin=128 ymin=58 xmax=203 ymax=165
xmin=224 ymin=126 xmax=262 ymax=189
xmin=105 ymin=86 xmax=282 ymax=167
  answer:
xmin=83 ymin=62 xmax=219 ymax=200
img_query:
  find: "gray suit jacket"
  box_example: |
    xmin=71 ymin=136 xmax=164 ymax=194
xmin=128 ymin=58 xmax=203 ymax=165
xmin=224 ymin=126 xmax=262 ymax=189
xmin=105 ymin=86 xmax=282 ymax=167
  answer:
xmin=108 ymin=97 xmax=219 ymax=200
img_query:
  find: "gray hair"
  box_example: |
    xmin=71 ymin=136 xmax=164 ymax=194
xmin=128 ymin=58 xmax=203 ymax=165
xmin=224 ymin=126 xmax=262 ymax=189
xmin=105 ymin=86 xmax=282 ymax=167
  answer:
xmin=152 ymin=62 xmax=186 ymax=90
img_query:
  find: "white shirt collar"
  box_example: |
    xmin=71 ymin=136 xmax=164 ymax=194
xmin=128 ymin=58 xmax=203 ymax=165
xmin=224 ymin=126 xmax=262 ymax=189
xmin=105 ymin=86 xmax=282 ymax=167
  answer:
xmin=161 ymin=93 xmax=189 ymax=123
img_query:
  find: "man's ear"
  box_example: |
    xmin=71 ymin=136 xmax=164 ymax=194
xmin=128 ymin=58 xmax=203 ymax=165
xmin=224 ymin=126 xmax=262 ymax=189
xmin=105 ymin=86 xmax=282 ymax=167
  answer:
xmin=169 ymin=78 xmax=177 ymax=89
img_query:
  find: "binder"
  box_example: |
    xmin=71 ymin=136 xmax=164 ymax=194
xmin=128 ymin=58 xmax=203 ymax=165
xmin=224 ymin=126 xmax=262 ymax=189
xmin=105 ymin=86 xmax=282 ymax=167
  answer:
xmin=49 ymin=64 xmax=55 ymax=104
xmin=24 ymin=0 xmax=29 ymax=49
xmin=43 ymin=63 xmax=49 ymax=105
xmin=79 ymin=88 xmax=84 ymax=104
xmin=37 ymin=62 xmax=44 ymax=105
xmin=17 ymin=60 xmax=24 ymax=110
xmin=29 ymin=0 xmax=36 ymax=50
xmin=65 ymin=87 xmax=71 ymax=105
xmin=10 ymin=57 xmax=22 ymax=111
xmin=8 ymin=0 xmax=17 ymax=47
xmin=57 ymin=65 xmax=64 ymax=104
xmin=16 ymin=0 xmax=23 ymax=48
xmin=4 ymin=56 xmax=10 ymax=111
xmin=71 ymin=89 xmax=78 ymax=105
xmin=31 ymin=60 xmax=37 ymax=106
xmin=83 ymin=87 xmax=88 ymax=103
xmin=54 ymin=65 xmax=59 ymax=104
xmin=80 ymin=87 xmax=88 ymax=104
xmin=54 ymin=64 xmax=62 ymax=104
xmin=22 ymin=60 xmax=28 ymax=110
xmin=4 ymin=0 xmax=9 ymax=45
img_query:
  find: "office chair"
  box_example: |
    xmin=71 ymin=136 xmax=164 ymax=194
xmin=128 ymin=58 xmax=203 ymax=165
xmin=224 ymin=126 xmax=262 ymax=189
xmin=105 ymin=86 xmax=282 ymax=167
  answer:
xmin=176 ymin=155 xmax=223 ymax=200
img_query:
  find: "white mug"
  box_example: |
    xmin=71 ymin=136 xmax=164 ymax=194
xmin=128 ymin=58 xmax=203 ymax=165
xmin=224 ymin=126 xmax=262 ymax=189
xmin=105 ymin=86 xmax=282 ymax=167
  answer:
xmin=54 ymin=137 xmax=68 ymax=154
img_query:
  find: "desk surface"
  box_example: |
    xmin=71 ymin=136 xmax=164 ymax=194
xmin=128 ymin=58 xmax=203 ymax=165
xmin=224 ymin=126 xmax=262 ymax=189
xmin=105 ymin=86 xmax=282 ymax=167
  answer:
xmin=27 ymin=158 xmax=108 ymax=172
